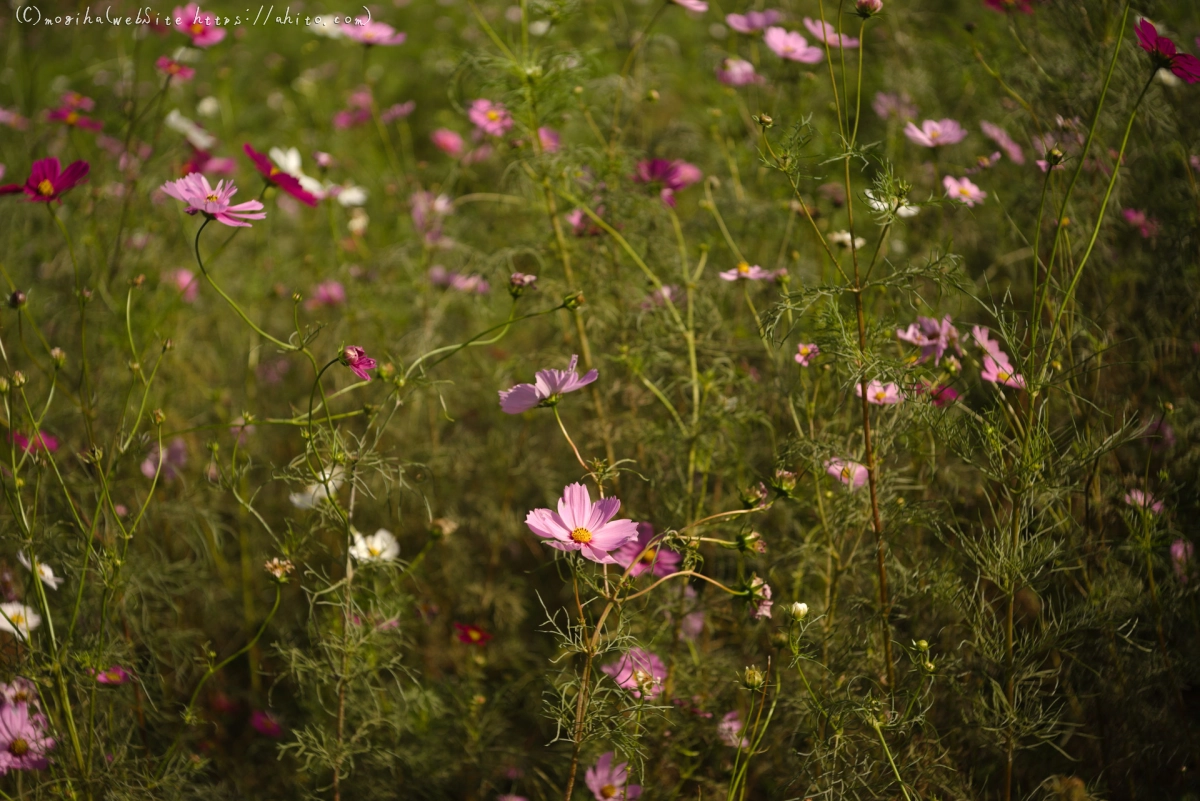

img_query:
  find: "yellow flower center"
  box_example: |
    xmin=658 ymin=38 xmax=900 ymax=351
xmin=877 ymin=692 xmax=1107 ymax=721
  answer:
xmin=10 ymin=614 xmax=24 ymax=626
xmin=570 ymin=527 xmax=593 ymax=544
xmin=190 ymin=22 xmax=204 ymax=34
xmin=639 ymin=548 xmax=657 ymax=564
xmin=205 ymin=193 xmax=219 ymax=203
xmin=873 ymin=390 xmax=887 ymax=402
xmin=840 ymin=466 xmax=853 ymax=480
xmin=736 ymin=262 xmax=750 ymax=275
xmin=269 ymin=166 xmax=281 ymax=176
xmin=66 ymin=111 xmax=79 ymax=125
xmin=11 ymin=690 xmax=31 ymax=703
xmin=959 ymin=187 xmax=971 ymax=197
xmin=368 ymin=545 xmax=382 ymax=557
xmin=8 ymin=738 xmax=28 ymax=756
xmin=37 ymin=180 xmax=55 ymax=197
xmin=468 ymin=629 xmax=482 ymax=642
xmin=601 ymin=786 xmax=617 ymax=799
xmin=486 ymin=110 xmax=500 ymax=121
xmin=997 ymin=371 xmax=1011 ymax=382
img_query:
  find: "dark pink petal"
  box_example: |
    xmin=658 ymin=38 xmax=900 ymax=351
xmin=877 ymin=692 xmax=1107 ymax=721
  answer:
xmin=1172 ymin=53 xmax=1200 ymax=83
xmin=1135 ymin=19 xmax=1158 ymax=54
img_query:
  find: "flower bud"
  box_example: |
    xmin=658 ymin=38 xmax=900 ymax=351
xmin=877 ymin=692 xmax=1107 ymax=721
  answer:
xmin=915 ymin=639 xmax=929 ymax=652
xmin=772 ymin=469 xmax=797 ymax=493
xmin=264 ymin=557 xmax=295 ymax=581
xmin=563 ymin=291 xmax=585 ymax=310
xmin=742 ymin=665 xmax=765 ymax=690
xmin=737 ymin=530 xmax=766 ymax=554
xmin=130 ymin=274 xmax=146 ymax=288
xmin=151 ymin=408 xmax=166 ymax=426
xmin=430 ymin=517 xmax=459 ymax=539
xmin=856 ymin=0 xmax=882 ymax=15
xmin=790 ymin=602 xmax=809 ymax=621
xmin=509 ymin=272 xmax=538 ymax=299
xmin=8 ymin=291 xmax=26 ymax=309
xmin=753 ymin=113 xmax=774 ymax=128
xmin=0 ymin=378 xmax=9 ymax=394
xmin=49 ymin=348 xmax=66 ymax=369
xmin=11 ymin=371 xmax=26 ymax=388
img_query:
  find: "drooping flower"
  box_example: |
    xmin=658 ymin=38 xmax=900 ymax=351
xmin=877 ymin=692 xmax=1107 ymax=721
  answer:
xmin=872 ymin=92 xmax=917 ymax=121
xmin=904 ymin=119 xmax=967 ymax=148
xmin=718 ymin=262 xmax=771 ymax=281
xmin=305 ymin=280 xmax=347 ymax=310
xmin=431 ymin=129 xmax=465 ymax=158
xmin=671 ymin=0 xmax=708 ymax=11
xmin=17 ymin=554 xmax=62 ymax=591
xmin=1122 ymin=208 xmax=1159 ymax=239
xmin=585 ymin=751 xmax=644 ymax=801
xmin=174 ymin=3 xmax=226 ymax=46
xmin=981 ymin=355 xmax=1025 ymax=389
xmin=289 ymin=466 xmax=344 ymax=509
xmin=601 ymin=648 xmax=667 ymax=699
xmin=718 ymin=710 xmax=750 ymax=748
xmin=524 ymin=483 xmax=639 ymax=564
xmin=0 ymin=679 xmax=39 ymax=707
xmin=896 ymin=315 xmax=962 ymax=365
xmin=1172 ymin=539 xmax=1194 ymax=583
xmin=717 ymin=58 xmax=763 ymax=86
xmin=454 ymin=623 xmax=493 ymax=645
xmin=825 ymin=458 xmax=868 ymax=491
xmin=249 ymin=710 xmax=283 ymax=738
xmin=93 ymin=666 xmax=133 ymax=685
xmin=339 ymin=19 xmax=406 ymax=45
xmin=763 ymin=27 xmax=824 ymax=63
xmin=141 ymin=437 xmax=188 ymax=481
xmin=632 ymin=159 xmax=702 ymax=207
xmin=172 ymin=268 xmax=200 ymax=303
xmin=9 ymin=431 xmax=59 ymax=454
xmin=748 ymin=575 xmax=773 ymax=619
xmin=243 ymin=144 xmax=318 ymax=207
xmin=160 ymin=174 xmax=266 ymax=227
xmin=943 ymin=175 xmax=987 ymax=207
xmin=155 ymin=56 xmax=195 ymax=81
xmin=980 ymin=121 xmax=1025 ymax=164
xmin=725 ymin=10 xmax=781 ymax=33
xmin=794 ymin=343 xmax=820 ymax=366
xmin=499 ymin=354 xmax=598 ymax=414
xmin=613 ymin=522 xmax=682 ymax=578
xmin=469 ymin=99 xmax=514 ymax=137
xmin=0 ymin=603 xmax=41 ymax=641
xmin=341 ymin=346 xmax=377 ymax=382
xmin=349 ymin=529 xmax=399 ymax=563
xmin=0 ymin=702 xmax=54 ymax=771
xmin=1124 ymin=489 xmax=1164 ymax=514
xmin=803 ymin=17 xmax=859 ymax=48
xmin=1135 ymin=20 xmax=1200 ymax=84
xmin=0 ymin=158 xmax=90 ymax=204
xmin=856 ymin=380 xmax=904 ymax=405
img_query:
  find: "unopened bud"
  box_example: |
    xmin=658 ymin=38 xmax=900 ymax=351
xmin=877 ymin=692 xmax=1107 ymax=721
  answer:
xmin=753 ymin=113 xmax=774 ymax=128
xmin=856 ymin=0 xmax=882 ymax=15
xmin=742 ymin=665 xmax=765 ymax=690
xmin=8 ymin=291 xmax=26 ymax=309
xmin=915 ymin=639 xmax=929 ymax=652
xmin=151 ymin=408 xmax=166 ymax=426
xmin=163 ymin=339 xmax=174 ymax=352
xmin=563 ymin=291 xmax=585 ymax=310
xmin=0 ymin=378 xmax=9 ymax=394
xmin=11 ymin=371 xmax=26 ymax=388
xmin=49 ymin=348 xmax=66 ymax=369
xmin=645 ymin=89 xmax=659 ymax=102
xmin=790 ymin=602 xmax=809 ymax=621
xmin=130 ymin=274 xmax=146 ymax=288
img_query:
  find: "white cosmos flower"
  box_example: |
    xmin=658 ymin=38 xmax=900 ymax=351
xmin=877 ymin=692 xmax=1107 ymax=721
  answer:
xmin=829 ymin=230 xmax=866 ymax=250
xmin=865 ymin=189 xmax=920 ymax=219
xmin=0 ymin=603 xmax=41 ymax=641
xmin=165 ymin=110 xmax=216 ymax=150
xmin=17 ymin=553 xmax=62 ymax=591
xmin=196 ymin=96 xmax=221 ymax=118
xmin=268 ymin=147 xmax=328 ymax=198
xmin=334 ymin=184 xmax=368 ymax=208
xmin=349 ymin=529 xmax=400 ymax=562
xmin=289 ymin=467 xmax=345 ymax=509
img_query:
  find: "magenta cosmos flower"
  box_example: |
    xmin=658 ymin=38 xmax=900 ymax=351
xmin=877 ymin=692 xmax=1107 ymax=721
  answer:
xmin=726 ymin=9 xmax=781 ymax=33
xmin=856 ymin=380 xmax=903 ymax=405
xmin=613 ymin=522 xmax=682 ymax=578
xmin=155 ymin=56 xmax=195 ymax=81
xmin=985 ymin=0 xmax=1035 ymax=13
xmin=795 ymin=343 xmax=820 ymax=366
xmin=47 ymin=104 xmax=103 ymax=131
xmin=825 ymin=458 xmax=868 ymax=491
xmin=93 ymin=665 xmax=133 ymax=685
xmin=717 ymin=58 xmax=763 ymax=86
xmin=633 ymin=159 xmax=702 ymax=207
xmin=305 ymin=280 xmax=346 ymax=310
xmin=341 ymin=346 xmax=377 ymax=382
xmin=160 ymin=174 xmax=266 ymax=227
xmin=340 ymin=19 xmax=407 ymax=45
xmin=980 ymin=121 xmax=1025 ymax=164
xmin=0 ymin=703 xmax=54 ymax=772
xmin=468 ymin=100 xmax=514 ymax=137
xmin=499 ymin=354 xmax=598 ymax=413
xmin=10 ymin=431 xmax=58 ymax=454
xmin=671 ymin=0 xmax=708 ymax=11
xmin=601 ymin=648 xmax=667 ymax=699
xmin=0 ymin=158 xmax=89 ymax=203
xmin=249 ymin=709 xmax=283 ymax=738
xmin=525 ymin=483 xmax=639 ymax=564
xmin=1136 ymin=20 xmax=1200 ymax=83
xmin=904 ymin=119 xmax=967 ymax=148
xmin=719 ymin=262 xmax=770 ymax=281
xmin=243 ymin=144 xmax=318 ymax=207
xmin=764 ymin=27 xmax=824 ymax=63
xmin=1124 ymin=489 xmax=1163 ymax=514
xmin=1172 ymin=539 xmax=1194 ymax=583
xmin=896 ymin=314 xmax=962 ymax=365
xmin=804 ymin=17 xmax=859 ymax=48
xmin=1122 ymin=208 xmax=1159 ymax=239
xmin=174 ymin=3 xmax=226 ymax=46
xmin=943 ymin=175 xmax=987 ymax=207
xmin=586 ymin=751 xmax=643 ymax=800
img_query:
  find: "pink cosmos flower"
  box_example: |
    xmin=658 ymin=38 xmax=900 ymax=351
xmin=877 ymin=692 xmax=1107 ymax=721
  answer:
xmin=429 ymin=130 xmax=464 ymax=157
xmin=1136 ymin=20 xmax=1200 ymax=84
xmin=9 ymin=432 xmax=58 ymax=454
xmin=873 ymin=92 xmax=918 ymax=121
xmin=538 ymin=127 xmax=561 ymax=152
xmin=671 ymin=0 xmax=708 ymax=11
xmin=719 ymin=262 xmax=771 ymax=281
xmin=795 ymin=343 xmax=820 ymax=366
xmin=249 ymin=709 xmax=283 ymax=737
xmin=93 ymin=666 xmax=133 ymax=685
xmin=904 ymin=119 xmax=967 ymax=148
xmin=411 ymin=191 xmax=455 ymax=246
xmin=633 ymin=159 xmax=702 ymax=207
xmin=717 ymin=58 xmax=763 ymax=86
xmin=469 ymin=99 xmax=514 ymax=137
xmin=500 ymin=355 xmax=599 ymax=414
xmin=943 ymin=175 xmax=987 ymax=207
xmin=1172 ymin=539 xmax=1194 ymax=584
xmin=641 ymin=285 xmax=679 ymax=310
xmin=856 ymin=380 xmax=904 ymax=405
xmin=0 ymin=158 xmax=89 ymax=203
xmin=896 ymin=315 xmax=962 ymax=365
xmin=718 ymin=711 xmax=750 ymax=748
xmin=47 ymin=105 xmax=103 ymax=131
xmin=141 ymin=437 xmax=188 ymax=481
xmin=181 ymin=148 xmax=236 ymax=177
xmin=601 ymin=648 xmax=667 ymax=699
xmin=725 ymin=10 xmax=781 ymax=33
xmin=65 ymin=92 xmax=97 ymax=110
xmin=1124 ymin=489 xmax=1163 ymax=514
xmin=0 ymin=703 xmax=54 ymax=772
xmin=0 ymin=107 xmax=28 ymax=130
xmin=1122 ymin=208 xmax=1159 ymax=238
xmin=172 ymin=268 xmax=199 ymax=303
xmin=613 ymin=522 xmax=682 ymax=578
xmin=971 ymin=325 xmax=1006 ymax=361
xmin=586 ymin=751 xmax=643 ymax=800
xmin=0 ymin=679 xmax=39 ymax=707
xmin=763 ymin=27 xmax=824 ymax=63
xmin=679 ymin=585 xmax=705 ymax=641
xmin=803 ymin=17 xmax=859 ymax=48
xmin=981 ymin=355 xmax=1025 ymax=389
xmin=980 ymin=121 xmax=1025 ymax=164
xmin=174 ymin=3 xmax=226 ymax=46
xmin=509 ymin=272 xmax=538 ymax=296
xmin=333 ymin=108 xmax=373 ymax=130
xmin=525 ymin=483 xmax=639 ymax=564
xmin=159 ymin=174 xmax=266 ymax=227
xmin=155 ymin=56 xmax=195 ymax=81
xmin=305 ymin=280 xmax=347 ymax=310
xmin=825 ymin=458 xmax=868 ymax=491
xmin=342 ymin=346 xmax=377 ymax=382
xmin=748 ymin=575 xmax=772 ymax=619
xmin=243 ymin=144 xmax=318 ymax=207
xmin=340 ymin=20 xmax=407 ymax=45
xmin=984 ymin=0 xmax=1035 ymax=13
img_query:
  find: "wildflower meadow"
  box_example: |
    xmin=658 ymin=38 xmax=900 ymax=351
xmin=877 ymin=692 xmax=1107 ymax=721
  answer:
xmin=0 ymin=0 xmax=1197 ymax=798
